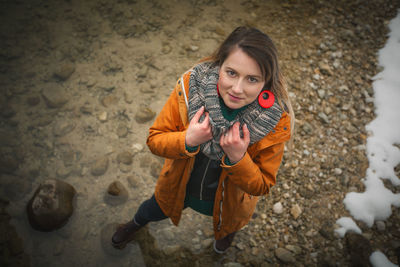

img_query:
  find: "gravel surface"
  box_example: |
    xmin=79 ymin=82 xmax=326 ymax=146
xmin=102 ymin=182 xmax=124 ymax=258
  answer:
xmin=1 ymin=0 xmax=399 ymax=266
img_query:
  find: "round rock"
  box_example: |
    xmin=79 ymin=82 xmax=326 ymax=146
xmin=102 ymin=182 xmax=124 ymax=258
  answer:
xmin=26 ymin=179 xmax=76 ymax=232
xmin=104 ymin=181 xmax=128 ymax=206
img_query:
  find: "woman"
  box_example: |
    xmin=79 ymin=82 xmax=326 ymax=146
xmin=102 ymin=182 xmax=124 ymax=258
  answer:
xmin=112 ymin=26 xmax=294 ymax=253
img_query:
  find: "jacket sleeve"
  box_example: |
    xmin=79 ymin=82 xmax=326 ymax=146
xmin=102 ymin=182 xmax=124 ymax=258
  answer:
xmin=220 ymin=113 xmax=291 ymax=196
xmin=146 ymin=79 xmax=199 ymax=159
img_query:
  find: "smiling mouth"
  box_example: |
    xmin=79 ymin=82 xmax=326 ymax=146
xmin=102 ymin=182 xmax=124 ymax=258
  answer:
xmin=228 ymin=93 xmax=242 ymax=100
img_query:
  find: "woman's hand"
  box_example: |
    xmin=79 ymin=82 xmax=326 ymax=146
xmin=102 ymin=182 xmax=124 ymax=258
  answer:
xmin=220 ymin=122 xmax=250 ymax=163
xmin=185 ymin=106 xmax=213 ymax=147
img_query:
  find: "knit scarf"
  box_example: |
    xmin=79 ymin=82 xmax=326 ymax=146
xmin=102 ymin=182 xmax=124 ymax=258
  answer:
xmin=188 ymin=62 xmax=283 ymax=160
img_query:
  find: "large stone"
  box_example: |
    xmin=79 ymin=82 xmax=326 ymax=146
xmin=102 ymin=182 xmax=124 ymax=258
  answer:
xmin=42 ymin=87 xmax=69 ymax=108
xmin=290 ymin=204 xmax=302 ymax=219
xmin=91 ymin=156 xmax=109 ymax=176
xmin=26 ymin=179 xmax=76 ymax=232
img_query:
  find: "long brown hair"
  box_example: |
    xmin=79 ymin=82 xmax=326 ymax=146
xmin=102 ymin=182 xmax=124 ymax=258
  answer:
xmin=205 ymin=26 xmax=295 ymax=140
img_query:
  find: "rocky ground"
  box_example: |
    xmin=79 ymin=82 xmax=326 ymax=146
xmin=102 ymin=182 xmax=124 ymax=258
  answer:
xmin=1 ymin=0 xmax=400 ymax=266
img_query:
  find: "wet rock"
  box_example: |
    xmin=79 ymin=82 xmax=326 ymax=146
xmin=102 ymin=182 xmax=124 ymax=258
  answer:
xmin=290 ymin=204 xmax=302 ymax=219
xmin=26 ymin=179 xmax=76 ymax=232
xmin=0 ymin=174 xmax=32 ymax=201
xmin=53 ymin=121 xmax=76 ymax=137
xmin=273 ymin=202 xmax=283 ymax=214
xmin=117 ymin=151 xmax=133 ymax=165
xmin=135 ymin=107 xmax=155 ymax=123
xmin=101 ymin=95 xmax=119 ymax=107
xmin=275 ymin=247 xmax=295 ymax=263
xmin=104 ymin=181 xmax=128 ymax=206
xmin=91 ymin=156 xmax=109 ymax=176
xmin=54 ymin=63 xmax=75 ymax=81
xmin=345 ymin=232 xmax=372 ymax=267
xmin=42 ymin=87 xmax=69 ymax=108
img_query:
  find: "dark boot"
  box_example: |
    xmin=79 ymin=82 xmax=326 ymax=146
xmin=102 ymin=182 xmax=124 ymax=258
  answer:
xmin=213 ymin=232 xmax=236 ymax=254
xmin=111 ymin=220 xmax=142 ymax=249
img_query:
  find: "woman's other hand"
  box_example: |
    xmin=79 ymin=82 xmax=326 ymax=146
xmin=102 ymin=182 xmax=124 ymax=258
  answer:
xmin=185 ymin=106 xmax=213 ymax=147
xmin=220 ymin=122 xmax=250 ymax=163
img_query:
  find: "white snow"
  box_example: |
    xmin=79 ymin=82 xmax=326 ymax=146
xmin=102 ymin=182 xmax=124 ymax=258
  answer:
xmin=336 ymin=9 xmax=400 ymax=267
xmin=370 ymin=251 xmax=398 ymax=267
xmin=334 ymin=217 xmax=362 ymax=237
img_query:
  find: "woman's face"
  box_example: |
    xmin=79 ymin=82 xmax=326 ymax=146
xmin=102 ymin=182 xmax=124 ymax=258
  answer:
xmin=218 ymin=47 xmax=265 ymax=109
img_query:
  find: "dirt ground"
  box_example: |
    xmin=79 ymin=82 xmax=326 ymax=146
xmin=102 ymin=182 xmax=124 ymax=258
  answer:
xmin=1 ymin=0 xmax=400 ymax=266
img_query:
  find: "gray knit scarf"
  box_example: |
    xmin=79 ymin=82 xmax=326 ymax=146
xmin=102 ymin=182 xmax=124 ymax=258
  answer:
xmin=188 ymin=62 xmax=283 ymax=160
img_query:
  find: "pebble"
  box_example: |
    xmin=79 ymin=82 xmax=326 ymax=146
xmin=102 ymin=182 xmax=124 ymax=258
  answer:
xmin=131 ymin=143 xmax=144 ymax=153
xmin=117 ymin=124 xmax=128 ymax=138
xmin=54 ymin=63 xmax=75 ymax=81
xmin=117 ymin=151 xmax=133 ymax=165
xmin=119 ymin=163 xmax=132 ymax=173
xmin=334 ymin=168 xmax=343 ymax=175
xmin=201 ymin=238 xmax=213 ymax=248
xmin=91 ymin=156 xmax=109 ymax=176
xmin=376 ymin=221 xmax=385 ymax=231
xmin=163 ymin=245 xmax=180 ymax=255
xmin=275 ymin=247 xmax=295 ymax=263
xmin=42 ymin=87 xmax=69 ymax=108
xmin=285 ymin=245 xmax=302 ymax=255
xmin=127 ymin=175 xmax=142 ymax=188
xmin=273 ymin=202 xmax=283 ymax=214
xmin=53 ymin=121 xmax=75 ymax=137
xmin=236 ymin=242 xmax=245 ymax=250
xmin=101 ymin=95 xmax=119 ymax=107
xmin=98 ymin=111 xmax=108 ymax=122
xmin=290 ymin=204 xmax=302 ymax=219
xmin=105 ymin=181 xmax=128 ymax=205
xmin=135 ymin=107 xmax=156 ymax=123
xmin=318 ymin=112 xmax=330 ymax=124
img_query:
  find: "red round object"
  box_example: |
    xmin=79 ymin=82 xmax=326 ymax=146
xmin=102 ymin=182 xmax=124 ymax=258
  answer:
xmin=258 ymin=90 xmax=275 ymax=108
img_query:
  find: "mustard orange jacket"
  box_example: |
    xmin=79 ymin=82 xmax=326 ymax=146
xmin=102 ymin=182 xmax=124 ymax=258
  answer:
xmin=146 ymin=71 xmax=291 ymax=240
